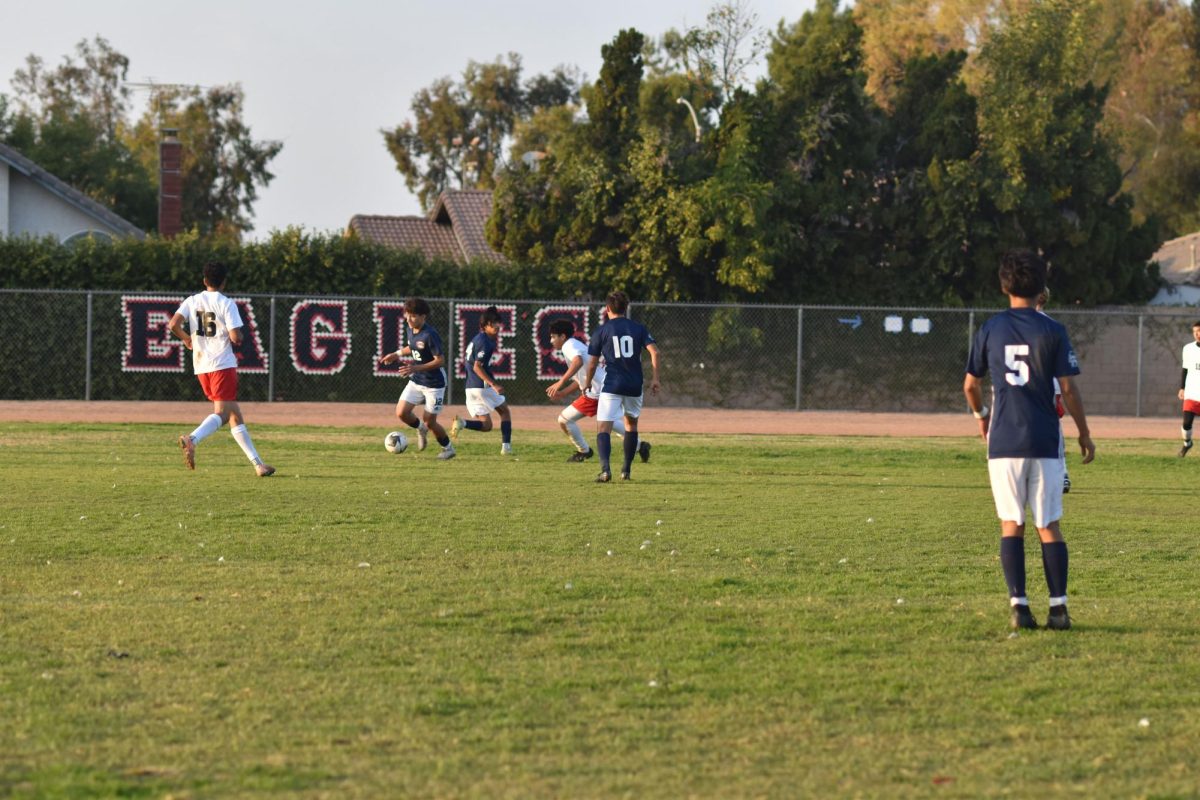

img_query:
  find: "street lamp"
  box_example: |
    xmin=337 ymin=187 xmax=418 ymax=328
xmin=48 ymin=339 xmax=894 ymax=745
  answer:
xmin=676 ymin=97 xmax=701 ymax=143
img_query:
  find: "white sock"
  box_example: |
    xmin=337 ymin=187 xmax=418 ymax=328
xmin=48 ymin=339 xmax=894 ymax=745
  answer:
xmin=1010 ymin=597 xmax=1029 ymax=607
xmin=1048 ymin=595 xmax=1068 ymax=607
xmin=1183 ymin=427 xmax=1192 ymax=442
xmin=190 ymin=414 xmax=223 ymax=444
xmin=560 ymin=416 xmax=589 ymax=452
xmin=230 ymin=424 xmax=263 ymax=465
xmin=612 ymin=418 xmax=626 ymax=439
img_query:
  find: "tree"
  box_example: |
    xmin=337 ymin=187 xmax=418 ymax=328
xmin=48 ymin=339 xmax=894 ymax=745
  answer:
xmin=127 ymin=85 xmax=282 ymax=237
xmin=658 ymin=0 xmax=767 ymax=112
xmin=382 ymin=56 xmax=581 ymax=211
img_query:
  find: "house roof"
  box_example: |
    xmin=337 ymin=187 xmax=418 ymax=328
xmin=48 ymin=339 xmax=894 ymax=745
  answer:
xmin=0 ymin=141 xmax=146 ymax=240
xmin=1153 ymin=231 xmax=1200 ymax=287
xmin=348 ymin=189 xmax=508 ymax=265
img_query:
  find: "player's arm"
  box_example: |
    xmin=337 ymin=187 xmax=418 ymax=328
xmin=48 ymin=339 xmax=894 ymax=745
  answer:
xmin=1057 ymin=375 xmax=1095 ymax=464
xmin=168 ymin=312 xmax=193 ymax=350
xmin=548 ymin=355 xmax=585 ymax=398
xmin=401 ymin=352 xmax=443 ymax=376
xmin=381 ymin=345 xmax=412 ymax=365
xmin=1180 ymin=368 xmax=1188 ymax=401
xmin=228 ymin=326 xmax=244 ymax=346
xmin=582 ymin=356 xmax=599 ymax=396
xmin=962 ymin=372 xmax=989 ymax=441
xmin=646 ymin=343 xmax=662 ymax=396
xmin=472 ymin=359 xmax=501 ymax=393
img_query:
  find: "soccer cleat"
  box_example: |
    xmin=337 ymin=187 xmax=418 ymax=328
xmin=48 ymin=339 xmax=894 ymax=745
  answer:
xmin=1063 ymin=475 xmax=1071 ymax=494
xmin=1180 ymin=441 xmax=1193 ymax=458
xmin=620 ymin=471 xmax=631 ymax=481
xmin=638 ymin=441 xmax=652 ymax=463
xmin=179 ymin=434 xmax=196 ymax=470
xmin=450 ymin=415 xmax=463 ymax=442
xmin=501 ymin=443 xmax=513 ymax=455
xmin=417 ymin=422 xmax=429 ymax=451
xmin=255 ymin=463 xmax=276 ymax=478
xmin=436 ymin=444 xmax=456 ymax=461
xmin=567 ymin=449 xmax=594 ymax=462
xmin=595 ymin=470 xmax=611 ymax=483
xmin=1046 ymin=606 xmax=1072 ymax=630
xmin=1010 ymin=605 xmax=1038 ymax=630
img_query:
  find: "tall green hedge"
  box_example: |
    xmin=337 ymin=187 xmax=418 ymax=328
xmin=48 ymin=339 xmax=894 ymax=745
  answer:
xmin=0 ymin=229 xmax=590 ymax=298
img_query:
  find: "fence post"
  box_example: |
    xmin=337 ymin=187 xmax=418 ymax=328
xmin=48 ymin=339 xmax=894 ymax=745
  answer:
xmin=1136 ymin=314 xmax=1144 ymax=417
xmin=795 ymin=307 xmax=803 ymax=411
xmin=967 ymin=310 xmax=975 ymax=354
xmin=267 ymin=296 xmax=277 ymax=402
xmin=84 ymin=291 xmax=93 ymax=401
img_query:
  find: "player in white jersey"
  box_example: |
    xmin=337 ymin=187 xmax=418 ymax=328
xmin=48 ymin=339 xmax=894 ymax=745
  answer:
xmin=545 ymin=320 xmax=649 ymax=464
xmin=1177 ymin=321 xmax=1200 ymax=457
xmin=168 ymin=262 xmax=274 ymax=477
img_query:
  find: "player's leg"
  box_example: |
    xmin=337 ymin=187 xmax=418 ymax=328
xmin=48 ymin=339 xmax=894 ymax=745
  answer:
xmin=1181 ymin=409 xmax=1195 ymax=457
xmin=456 ymin=389 xmax=497 ymax=437
xmin=989 ymin=458 xmax=1037 ymax=629
xmin=560 ymin=397 xmax=594 ymax=460
xmin=594 ymin=394 xmax=621 ymax=482
xmin=396 ymin=383 xmax=429 ymax=450
xmin=423 ymin=388 xmax=455 ymax=460
xmin=495 ymin=401 xmax=513 ymax=454
xmin=220 ymin=398 xmax=274 ymax=477
xmin=618 ymin=396 xmax=644 ymax=480
xmin=180 ymin=370 xmax=230 ymax=470
xmin=1031 ymin=458 xmax=1070 ymax=629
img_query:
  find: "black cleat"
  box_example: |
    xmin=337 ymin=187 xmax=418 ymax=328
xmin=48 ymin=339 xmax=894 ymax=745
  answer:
xmin=638 ymin=441 xmax=652 ymax=463
xmin=1180 ymin=441 xmax=1193 ymax=458
xmin=620 ymin=472 xmax=630 ymax=481
xmin=568 ymin=449 xmax=594 ymax=463
xmin=1063 ymin=475 xmax=1071 ymax=494
xmin=1046 ymin=606 xmax=1072 ymax=630
xmin=595 ymin=470 xmax=611 ymax=483
xmin=1010 ymin=605 xmax=1038 ymax=630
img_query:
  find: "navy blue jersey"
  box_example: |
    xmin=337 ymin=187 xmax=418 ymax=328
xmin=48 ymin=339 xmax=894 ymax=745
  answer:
xmin=588 ymin=317 xmax=656 ymax=397
xmin=464 ymin=330 xmax=496 ymax=389
xmin=406 ymin=323 xmax=446 ymax=388
xmin=966 ymin=308 xmax=1080 ymax=459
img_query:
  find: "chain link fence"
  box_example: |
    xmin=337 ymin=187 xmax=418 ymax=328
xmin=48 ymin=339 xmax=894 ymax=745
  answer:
xmin=0 ymin=289 xmax=1194 ymax=416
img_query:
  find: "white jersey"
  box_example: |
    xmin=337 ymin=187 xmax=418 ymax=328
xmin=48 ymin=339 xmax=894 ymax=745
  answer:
xmin=1183 ymin=342 xmax=1200 ymax=401
xmin=176 ymin=290 xmax=242 ymax=375
xmin=560 ymin=337 xmax=603 ymax=399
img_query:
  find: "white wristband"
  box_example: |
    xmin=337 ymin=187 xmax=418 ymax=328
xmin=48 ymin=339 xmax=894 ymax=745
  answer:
xmin=972 ymin=404 xmax=990 ymax=420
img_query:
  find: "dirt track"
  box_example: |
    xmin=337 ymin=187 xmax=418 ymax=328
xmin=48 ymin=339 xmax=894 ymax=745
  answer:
xmin=0 ymin=400 xmax=1173 ymax=439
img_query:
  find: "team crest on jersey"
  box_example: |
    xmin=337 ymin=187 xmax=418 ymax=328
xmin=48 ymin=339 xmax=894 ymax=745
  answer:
xmin=416 ymin=341 xmax=426 ymax=350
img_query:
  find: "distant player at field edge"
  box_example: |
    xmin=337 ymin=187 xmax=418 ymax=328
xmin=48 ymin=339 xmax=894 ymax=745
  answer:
xmin=583 ymin=291 xmax=662 ymax=483
xmin=1176 ymin=320 xmax=1200 ymax=457
xmin=963 ymin=249 xmax=1094 ymax=631
xmin=546 ymin=318 xmax=650 ymax=464
xmin=169 ymin=261 xmax=275 ymax=477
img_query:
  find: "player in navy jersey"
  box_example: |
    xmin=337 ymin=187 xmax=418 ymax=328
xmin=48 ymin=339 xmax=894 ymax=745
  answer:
xmin=583 ymin=291 xmax=662 ymax=483
xmin=964 ymin=250 xmax=1094 ymax=631
xmin=450 ymin=306 xmax=514 ymax=454
xmin=380 ymin=297 xmax=456 ymax=460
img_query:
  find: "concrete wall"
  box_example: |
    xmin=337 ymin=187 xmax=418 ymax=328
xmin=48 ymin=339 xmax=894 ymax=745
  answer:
xmin=6 ymin=170 xmax=120 ymax=241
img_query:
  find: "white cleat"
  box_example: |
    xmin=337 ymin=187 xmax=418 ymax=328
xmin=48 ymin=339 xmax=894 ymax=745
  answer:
xmin=417 ymin=422 xmax=429 ymax=451
xmin=437 ymin=444 xmax=456 ymax=460
xmin=450 ymin=415 xmax=463 ymax=442
xmin=255 ymin=463 xmax=276 ymax=477
xmin=500 ymin=443 xmax=513 ymax=455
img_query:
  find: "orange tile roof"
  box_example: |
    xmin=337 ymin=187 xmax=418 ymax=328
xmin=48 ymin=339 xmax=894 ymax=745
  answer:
xmin=349 ymin=190 xmax=508 ymax=266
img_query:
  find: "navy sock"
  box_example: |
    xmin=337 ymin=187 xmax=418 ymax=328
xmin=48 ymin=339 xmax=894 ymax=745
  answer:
xmin=500 ymin=420 xmax=512 ymax=444
xmin=1000 ymin=537 xmax=1027 ymax=599
xmin=436 ymin=434 xmax=450 ymax=447
xmin=406 ymin=419 xmax=422 ymax=429
xmin=1041 ymin=541 xmax=1069 ymax=598
xmin=597 ymin=432 xmax=612 ymax=472
xmin=465 ymin=419 xmax=484 ymax=431
xmin=622 ymin=431 xmax=639 ymax=475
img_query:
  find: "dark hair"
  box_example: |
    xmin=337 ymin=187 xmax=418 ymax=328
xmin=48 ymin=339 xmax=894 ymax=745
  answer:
xmin=1192 ymin=321 xmax=1200 ymax=329
xmin=480 ymin=305 xmax=502 ymax=328
xmin=202 ymin=262 xmax=229 ymax=289
xmin=549 ymin=319 xmax=575 ymax=337
xmin=606 ymin=290 xmax=630 ymax=315
xmin=404 ymin=297 xmax=430 ymax=316
xmin=998 ymin=249 xmax=1046 ymax=300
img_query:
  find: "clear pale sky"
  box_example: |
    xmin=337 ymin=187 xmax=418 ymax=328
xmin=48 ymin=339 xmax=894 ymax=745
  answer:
xmin=1 ymin=1 xmax=812 ymax=238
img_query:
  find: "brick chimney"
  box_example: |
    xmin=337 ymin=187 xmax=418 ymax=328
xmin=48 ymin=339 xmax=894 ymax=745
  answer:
xmin=158 ymin=128 xmax=183 ymax=238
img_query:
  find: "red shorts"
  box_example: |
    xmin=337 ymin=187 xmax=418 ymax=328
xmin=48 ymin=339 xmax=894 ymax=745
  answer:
xmin=1184 ymin=399 xmax=1200 ymax=415
xmin=1055 ymin=396 xmax=1065 ymax=418
xmin=571 ymin=394 xmax=598 ymax=417
xmin=198 ymin=368 xmax=239 ymax=401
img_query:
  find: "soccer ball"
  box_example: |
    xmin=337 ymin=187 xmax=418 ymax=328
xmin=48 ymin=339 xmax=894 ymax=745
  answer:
xmin=384 ymin=431 xmax=408 ymax=454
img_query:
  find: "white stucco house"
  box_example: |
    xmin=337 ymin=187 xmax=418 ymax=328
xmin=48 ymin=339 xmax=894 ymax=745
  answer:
xmin=0 ymin=141 xmax=145 ymax=243
xmin=1149 ymin=231 xmax=1200 ymax=306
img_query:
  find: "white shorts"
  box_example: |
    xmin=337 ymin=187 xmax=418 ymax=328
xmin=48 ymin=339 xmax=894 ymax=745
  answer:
xmin=465 ymin=387 xmax=506 ymax=417
xmin=399 ymin=381 xmax=445 ymax=415
xmin=597 ymin=392 xmax=642 ymax=422
xmin=987 ymin=457 xmax=1065 ymax=528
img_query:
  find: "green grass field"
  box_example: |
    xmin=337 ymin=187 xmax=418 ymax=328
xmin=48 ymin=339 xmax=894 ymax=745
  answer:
xmin=1 ymin=422 xmax=1198 ymax=798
